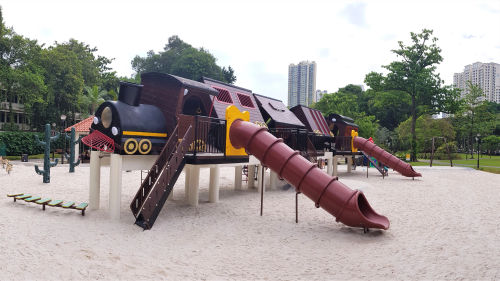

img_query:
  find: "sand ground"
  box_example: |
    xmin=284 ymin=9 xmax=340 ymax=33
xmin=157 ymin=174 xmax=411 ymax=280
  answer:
xmin=1 ymin=162 xmax=499 ymax=280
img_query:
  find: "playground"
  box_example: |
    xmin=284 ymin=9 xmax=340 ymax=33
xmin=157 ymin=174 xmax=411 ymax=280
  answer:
xmin=1 ymin=162 xmax=499 ymax=280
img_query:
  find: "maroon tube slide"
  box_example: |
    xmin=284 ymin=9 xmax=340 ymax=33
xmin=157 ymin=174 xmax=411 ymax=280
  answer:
xmin=353 ymin=137 xmax=421 ymax=178
xmin=230 ymin=120 xmax=389 ymax=230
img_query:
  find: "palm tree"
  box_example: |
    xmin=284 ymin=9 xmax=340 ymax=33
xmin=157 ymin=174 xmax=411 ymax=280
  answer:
xmin=82 ymin=85 xmax=106 ymax=115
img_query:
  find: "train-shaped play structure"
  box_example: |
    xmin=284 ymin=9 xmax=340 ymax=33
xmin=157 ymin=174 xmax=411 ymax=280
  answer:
xmin=83 ymin=72 xmax=420 ymax=231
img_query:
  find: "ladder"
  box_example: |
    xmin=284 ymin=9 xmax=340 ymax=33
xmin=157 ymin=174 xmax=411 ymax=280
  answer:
xmin=361 ymin=151 xmax=388 ymax=177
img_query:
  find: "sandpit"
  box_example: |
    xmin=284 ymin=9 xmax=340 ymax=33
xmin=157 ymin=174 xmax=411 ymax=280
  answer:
xmin=1 ymin=162 xmax=499 ymax=280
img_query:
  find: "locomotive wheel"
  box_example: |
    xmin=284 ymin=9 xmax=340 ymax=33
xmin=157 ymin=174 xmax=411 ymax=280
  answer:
xmin=124 ymin=138 xmax=138 ymax=154
xmin=138 ymin=139 xmax=152 ymax=155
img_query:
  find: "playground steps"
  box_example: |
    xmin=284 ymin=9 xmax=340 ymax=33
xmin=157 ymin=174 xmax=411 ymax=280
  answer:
xmin=130 ymin=124 xmax=195 ymax=230
xmin=361 ymin=151 xmax=388 ymax=177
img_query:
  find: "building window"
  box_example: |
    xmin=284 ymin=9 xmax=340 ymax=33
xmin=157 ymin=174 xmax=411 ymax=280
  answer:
xmin=213 ymin=87 xmax=233 ymax=104
xmin=236 ymin=93 xmax=255 ymax=108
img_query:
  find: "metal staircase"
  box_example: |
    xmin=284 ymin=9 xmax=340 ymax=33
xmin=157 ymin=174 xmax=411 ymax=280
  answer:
xmin=130 ymin=124 xmax=194 ymax=230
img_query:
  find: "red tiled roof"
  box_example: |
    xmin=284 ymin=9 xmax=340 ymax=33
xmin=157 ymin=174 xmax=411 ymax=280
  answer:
xmin=65 ymin=116 xmax=93 ymax=132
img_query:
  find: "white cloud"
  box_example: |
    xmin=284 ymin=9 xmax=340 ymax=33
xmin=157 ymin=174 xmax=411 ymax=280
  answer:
xmin=1 ymin=0 xmax=499 ymax=104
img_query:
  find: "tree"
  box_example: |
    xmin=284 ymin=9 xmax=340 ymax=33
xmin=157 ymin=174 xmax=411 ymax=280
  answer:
xmin=364 ymin=72 xmax=412 ymax=131
xmin=132 ymin=35 xmax=237 ymax=84
xmin=313 ymin=90 xmax=379 ymax=138
xmin=81 ymin=85 xmax=106 ymax=115
xmin=56 ymin=39 xmax=116 ymax=88
xmin=383 ymin=29 xmax=459 ymax=161
xmin=0 ymin=7 xmax=46 ymax=130
xmin=453 ymin=81 xmax=497 ymax=158
xmin=397 ymin=115 xmax=455 ymax=156
xmin=482 ymin=135 xmax=500 ymax=157
xmin=365 ymin=90 xmax=411 ymax=131
xmin=36 ymin=39 xmax=117 ymax=128
xmin=39 ymin=45 xmax=84 ymax=128
xmin=314 ymin=91 xmax=359 ymax=118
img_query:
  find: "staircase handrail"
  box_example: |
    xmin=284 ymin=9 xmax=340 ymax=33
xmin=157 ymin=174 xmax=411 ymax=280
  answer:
xmin=130 ymin=125 xmax=180 ymax=216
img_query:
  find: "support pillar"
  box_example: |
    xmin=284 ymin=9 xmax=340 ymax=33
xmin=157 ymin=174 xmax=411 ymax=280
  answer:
xmin=248 ymin=165 xmax=256 ymax=189
xmin=209 ymin=166 xmax=220 ymax=203
xmin=270 ymin=171 xmax=278 ymax=190
xmin=188 ymin=166 xmax=200 ymax=206
xmin=184 ymin=165 xmax=191 ymax=203
xmin=257 ymin=164 xmax=265 ymax=193
xmin=109 ymin=153 xmax=123 ymax=220
xmin=325 ymin=152 xmax=333 ymax=176
xmin=89 ymin=150 xmax=101 ymax=210
xmin=333 ymin=156 xmax=339 ymax=177
xmin=234 ymin=166 xmax=242 ymax=190
xmin=347 ymin=156 xmax=353 ymax=173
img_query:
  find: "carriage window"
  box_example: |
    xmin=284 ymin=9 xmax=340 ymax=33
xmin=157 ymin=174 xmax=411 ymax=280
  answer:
xmin=213 ymin=87 xmax=233 ymax=104
xmin=236 ymin=93 xmax=255 ymax=108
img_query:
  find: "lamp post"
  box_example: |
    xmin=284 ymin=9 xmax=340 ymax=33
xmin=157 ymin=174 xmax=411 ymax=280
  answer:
xmin=475 ymin=134 xmax=480 ymax=169
xmin=60 ymin=114 xmax=67 ymax=164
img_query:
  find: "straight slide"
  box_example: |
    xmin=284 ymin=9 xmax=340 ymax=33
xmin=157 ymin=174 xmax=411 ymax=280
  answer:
xmin=353 ymin=137 xmax=421 ymax=178
xmin=229 ymin=120 xmax=390 ymax=230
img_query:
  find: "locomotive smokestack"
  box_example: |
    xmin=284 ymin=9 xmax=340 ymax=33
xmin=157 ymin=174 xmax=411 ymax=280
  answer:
xmin=118 ymin=81 xmax=143 ymax=106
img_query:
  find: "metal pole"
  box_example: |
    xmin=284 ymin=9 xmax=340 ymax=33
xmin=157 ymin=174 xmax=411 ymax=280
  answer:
xmin=430 ymin=137 xmax=435 ymax=167
xmin=62 ymin=120 xmax=66 ymax=164
xmin=296 ymin=192 xmax=300 ymax=223
xmin=193 ymin=115 xmax=198 ymax=157
xmin=260 ymin=165 xmax=264 ymax=216
xmin=477 ymin=141 xmax=480 ymax=169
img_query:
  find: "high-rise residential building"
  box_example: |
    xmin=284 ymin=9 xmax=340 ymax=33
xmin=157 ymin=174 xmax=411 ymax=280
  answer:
xmin=453 ymin=62 xmax=500 ymax=103
xmin=315 ymin=89 xmax=328 ymax=103
xmin=288 ymin=61 xmax=316 ymax=107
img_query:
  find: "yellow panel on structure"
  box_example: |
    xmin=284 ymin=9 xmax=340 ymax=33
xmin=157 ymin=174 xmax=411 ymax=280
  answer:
xmin=225 ymin=105 xmax=250 ymax=156
xmin=351 ymin=129 xmax=359 ymax=152
xmin=123 ymin=131 xmax=167 ymax=138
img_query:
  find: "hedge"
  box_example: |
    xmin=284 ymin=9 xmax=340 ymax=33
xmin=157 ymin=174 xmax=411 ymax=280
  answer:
xmin=0 ymin=131 xmax=69 ymax=156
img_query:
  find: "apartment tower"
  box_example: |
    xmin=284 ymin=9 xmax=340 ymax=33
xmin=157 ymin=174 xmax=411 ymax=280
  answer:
xmin=453 ymin=62 xmax=500 ymax=103
xmin=288 ymin=61 xmax=317 ymax=107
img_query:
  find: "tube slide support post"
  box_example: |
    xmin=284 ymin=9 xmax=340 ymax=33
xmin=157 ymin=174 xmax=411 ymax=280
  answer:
xmin=260 ymin=165 xmax=265 ymax=216
xmin=296 ymin=192 xmax=300 ymax=223
xmin=248 ymin=165 xmax=256 ymax=188
xmin=234 ymin=166 xmax=242 ymax=190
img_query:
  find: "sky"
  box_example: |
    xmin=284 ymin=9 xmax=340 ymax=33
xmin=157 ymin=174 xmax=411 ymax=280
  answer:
xmin=2 ymin=0 xmax=500 ymax=104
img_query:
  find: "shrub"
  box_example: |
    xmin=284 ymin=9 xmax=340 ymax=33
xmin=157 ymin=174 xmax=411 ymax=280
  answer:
xmin=0 ymin=131 xmax=68 ymax=156
xmin=435 ymin=141 xmax=461 ymax=160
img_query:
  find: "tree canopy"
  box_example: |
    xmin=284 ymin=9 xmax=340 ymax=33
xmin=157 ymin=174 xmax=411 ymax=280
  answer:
xmin=132 ymin=35 xmax=236 ymax=84
xmin=0 ymin=6 xmax=118 ymax=130
xmin=378 ymin=29 xmax=461 ymax=160
xmin=313 ymin=86 xmax=379 ymax=139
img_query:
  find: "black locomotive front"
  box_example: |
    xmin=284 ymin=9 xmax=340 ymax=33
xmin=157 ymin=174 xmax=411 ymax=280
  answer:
xmin=83 ymin=82 xmax=168 ymax=155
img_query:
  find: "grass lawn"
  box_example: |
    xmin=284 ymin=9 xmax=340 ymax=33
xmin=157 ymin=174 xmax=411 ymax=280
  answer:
xmin=410 ymin=161 xmax=446 ymax=166
xmin=413 ymin=153 xmax=500 ymax=174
